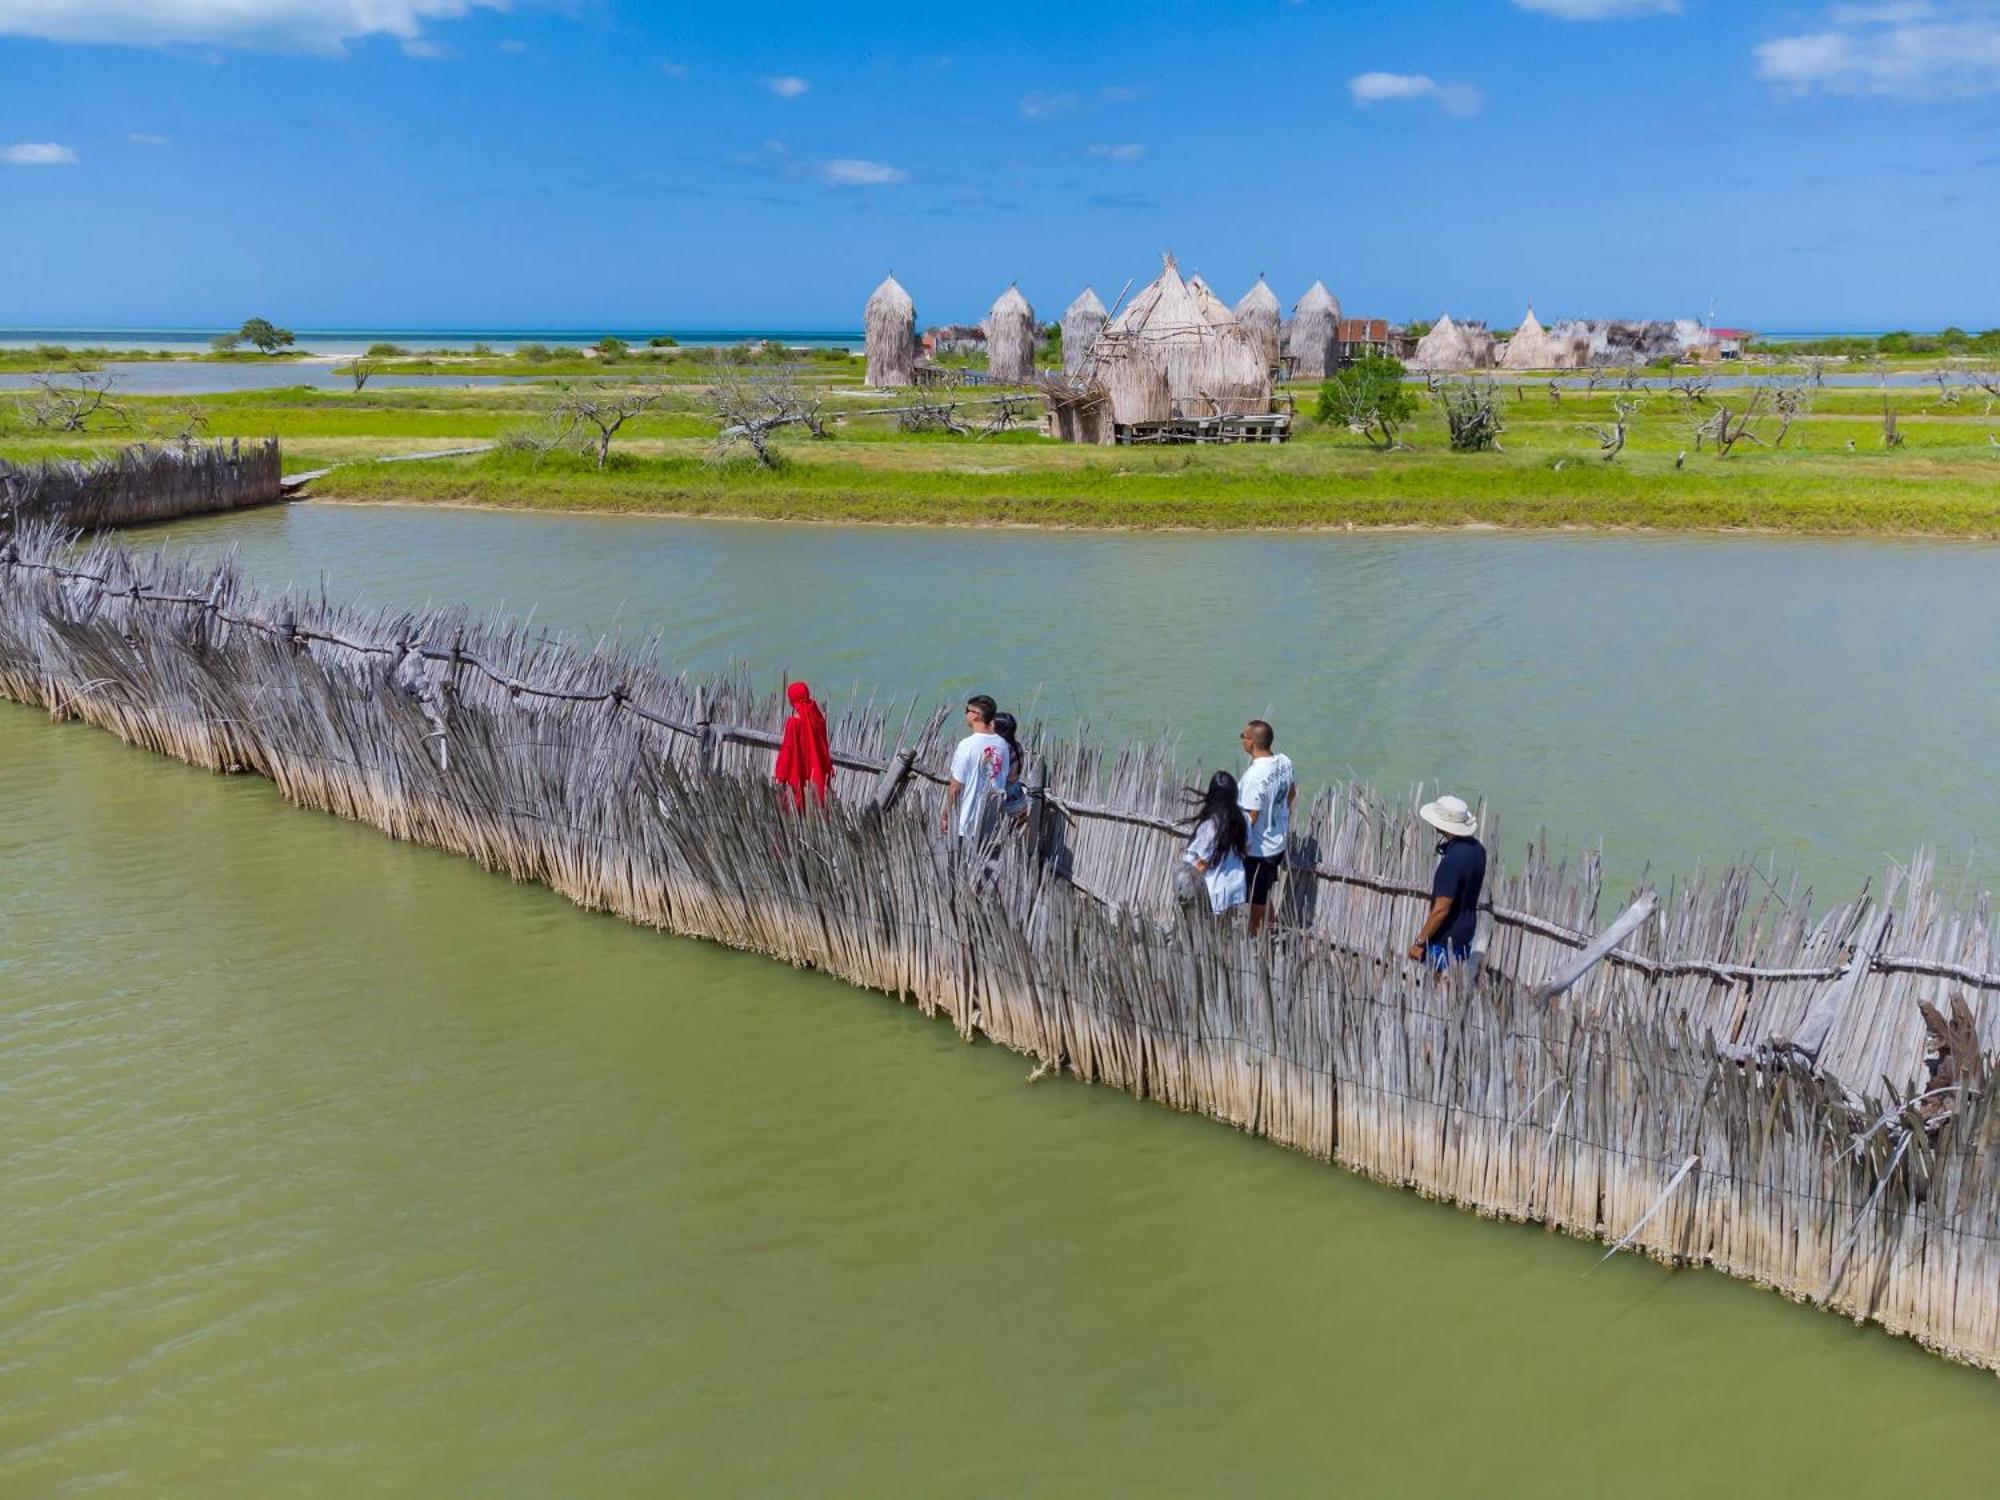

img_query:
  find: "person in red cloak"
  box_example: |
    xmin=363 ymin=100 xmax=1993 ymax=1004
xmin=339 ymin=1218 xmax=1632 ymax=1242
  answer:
xmin=773 ymin=680 xmax=834 ymax=808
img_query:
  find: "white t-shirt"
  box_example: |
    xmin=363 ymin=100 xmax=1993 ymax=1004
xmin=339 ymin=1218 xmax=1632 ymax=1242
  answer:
xmin=949 ymin=732 xmax=1011 ymax=836
xmin=1184 ymin=819 xmax=1247 ymax=915
xmin=1238 ymin=752 xmax=1295 ymax=859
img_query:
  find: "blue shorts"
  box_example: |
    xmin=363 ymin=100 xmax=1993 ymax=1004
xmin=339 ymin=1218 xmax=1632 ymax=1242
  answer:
xmin=1427 ymin=942 xmax=1473 ymax=972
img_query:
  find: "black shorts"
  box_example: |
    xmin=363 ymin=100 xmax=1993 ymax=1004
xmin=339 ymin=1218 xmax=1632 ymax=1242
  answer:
xmin=1244 ymin=853 xmax=1283 ymax=905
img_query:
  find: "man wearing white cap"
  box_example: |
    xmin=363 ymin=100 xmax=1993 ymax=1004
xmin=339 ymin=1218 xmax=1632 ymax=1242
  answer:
xmin=1409 ymin=794 xmax=1486 ymax=970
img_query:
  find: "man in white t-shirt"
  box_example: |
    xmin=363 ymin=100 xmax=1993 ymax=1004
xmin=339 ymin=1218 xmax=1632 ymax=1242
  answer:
xmin=942 ymin=693 xmax=1011 ymax=840
xmin=1237 ymin=719 xmax=1296 ymax=936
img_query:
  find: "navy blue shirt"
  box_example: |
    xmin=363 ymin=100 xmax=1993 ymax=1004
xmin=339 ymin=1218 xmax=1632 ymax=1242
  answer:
xmin=1431 ymin=837 xmax=1487 ymax=951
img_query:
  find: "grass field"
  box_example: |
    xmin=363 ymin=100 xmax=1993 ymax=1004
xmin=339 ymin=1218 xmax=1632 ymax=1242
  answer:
xmin=6 ymin=367 xmax=2000 ymax=536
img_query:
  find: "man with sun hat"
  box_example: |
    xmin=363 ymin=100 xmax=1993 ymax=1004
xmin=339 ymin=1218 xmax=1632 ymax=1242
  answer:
xmin=1408 ymin=793 xmax=1486 ymax=970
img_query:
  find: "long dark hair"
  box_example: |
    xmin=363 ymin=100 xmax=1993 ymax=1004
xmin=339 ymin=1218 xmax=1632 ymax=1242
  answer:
xmin=992 ymin=711 xmax=1024 ymax=784
xmin=1184 ymin=770 xmax=1247 ymax=859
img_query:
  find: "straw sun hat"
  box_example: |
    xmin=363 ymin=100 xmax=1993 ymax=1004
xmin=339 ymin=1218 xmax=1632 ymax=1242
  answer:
xmin=1420 ymin=794 xmax=1478 ymax=838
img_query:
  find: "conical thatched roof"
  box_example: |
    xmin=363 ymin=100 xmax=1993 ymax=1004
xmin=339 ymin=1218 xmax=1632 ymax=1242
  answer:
xmin=1413 ymin=312 xmax=1496 ymax=372
xmin=1086 ymin=255 xmax=1271 ymax=425
xmin=985 ymin=284 xmax=1037 ymax=384
xmin=1234 ymin=277 xmax=1282 ymax=375
xmin=1062 ymin=286 xmax=1107 ymax=378
xmin=1286 ymin=280 xmax=1341 ymax=379
xmin=1500 ymin=305 xmax=1562 ymax=370
xmin=864 ymin=274 xmax=916 ymax=388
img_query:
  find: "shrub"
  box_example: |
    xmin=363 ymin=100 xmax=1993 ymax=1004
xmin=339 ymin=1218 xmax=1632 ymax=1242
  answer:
xmin=515 ymin=344 xmax=551 ymax=361
xmin=594 ymin=336 xmax=629 ymax=359
xmin=366 ymin=342 xmax=409 ymax=357
xmin=1316 ymin=354 xmax=1417 ymax=449
xmin=648 ymin=335 xmax=679 ymax=348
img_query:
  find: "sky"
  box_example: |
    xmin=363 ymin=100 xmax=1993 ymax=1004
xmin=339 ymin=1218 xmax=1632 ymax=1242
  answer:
xmin=3 ymin=0 xmax=2000 ymax=331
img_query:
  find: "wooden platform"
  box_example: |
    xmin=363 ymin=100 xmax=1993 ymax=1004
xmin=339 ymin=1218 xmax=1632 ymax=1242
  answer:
xmin=1116 ymin=413 xmax=1292 ymax=444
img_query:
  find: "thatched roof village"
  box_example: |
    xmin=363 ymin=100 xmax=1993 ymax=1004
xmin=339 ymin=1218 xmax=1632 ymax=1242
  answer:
xmin=863 ymin=269 xmax=1746 ymax=439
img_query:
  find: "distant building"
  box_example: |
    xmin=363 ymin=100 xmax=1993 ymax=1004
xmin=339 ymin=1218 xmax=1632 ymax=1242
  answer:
xmin=1338 ymin=318 xmax=1393 ymax=362
xmin=921 ymin=324 xmax=986 ymax=356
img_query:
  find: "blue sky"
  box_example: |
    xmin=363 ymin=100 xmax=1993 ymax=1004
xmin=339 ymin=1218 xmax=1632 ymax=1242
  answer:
xmin=4 ymin=0 xmax=1999 ymax=331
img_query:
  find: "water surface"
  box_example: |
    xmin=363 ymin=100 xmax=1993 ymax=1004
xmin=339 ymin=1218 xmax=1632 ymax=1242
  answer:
xmin=10 ymin=507 xmax=2000 ymax=1494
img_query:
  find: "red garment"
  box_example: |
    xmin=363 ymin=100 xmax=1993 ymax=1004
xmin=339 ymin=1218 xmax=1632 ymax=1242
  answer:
xmin=773 ymin=681 xmax=834 ymax=808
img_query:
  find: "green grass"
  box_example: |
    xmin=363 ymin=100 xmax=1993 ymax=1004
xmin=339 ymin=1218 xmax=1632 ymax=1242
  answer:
xmin=8 ymin=376 xmax=2000 ymax=538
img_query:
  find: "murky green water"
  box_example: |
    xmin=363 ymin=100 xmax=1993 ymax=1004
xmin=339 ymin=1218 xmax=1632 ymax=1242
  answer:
xmin=7 ymin=506 xmax=2000 ymax=1494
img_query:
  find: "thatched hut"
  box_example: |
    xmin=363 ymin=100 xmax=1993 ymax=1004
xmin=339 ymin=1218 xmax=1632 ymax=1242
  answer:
xmin=1286 ymin=281 xmax=1341 ymax=379
xmin=1413 ymin=313 xmax=1496 ymax=372
xmin=984 ymin=285 xmax=1037 ymax=385
xmin=1096 ymin=256 xmax=1269 ymax=424
xmin=1061 ymin=287 xmax=1107 ymax=378
xmin=1234 ymin=277 xmax=1283 ymax=376
xmin=864 ymin=275 xmax=916 ymax=388
xmin=1500 ymin=306 xmax=1570 ymax=370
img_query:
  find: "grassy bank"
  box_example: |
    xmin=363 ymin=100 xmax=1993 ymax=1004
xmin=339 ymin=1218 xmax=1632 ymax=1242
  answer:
xmin=305 ymin=445 xmax=2000 ymax=536
xmin=7 ymin=375 xmax=2000 ymax=537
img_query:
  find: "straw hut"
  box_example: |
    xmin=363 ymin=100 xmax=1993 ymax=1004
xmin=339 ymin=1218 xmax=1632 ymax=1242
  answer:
xmin=1413 ymin=313 xmax=1496 ymax=372
xmin=1286 ymin=281 xmax=1341 ymax=379
xmin=1086 ymin=255 xmax=1271 ymax=426
xmin=863 ymin=275 xmax=916 ymax=388
xmin=984 ymin=285 xmax=1037 ymax=384
xmin=1233 ymin=277 xmax=1283 ymax=375
xmin=1500 ymin=306 xmax=1569 ymax=370
xmin=1061 ymin=287 xmax=1108 ymax=378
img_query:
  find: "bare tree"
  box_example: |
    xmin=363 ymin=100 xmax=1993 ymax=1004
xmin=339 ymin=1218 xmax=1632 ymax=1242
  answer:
xmin=1963 ymin=361 xmax=2000 ymax=413
xmin=1693 ymin=390 xmax=1767 ymax=458
xmin=15 ymin=364 xmax=127 ymax=432
xmin=1580 ymin=397 xmax=1639 ymax=461
xmin=346 ymin=358 xmax=377 ymax=393
xmin=552 ymin=381 xmax=667 ymax=469
xmin=1882 ymin=396 xmax=1905 ymax=449
xmin=1547 ymin=378 xmax=1563 ymax=407
xmin=976 ymin=393 xmax=1036 ymax=439
xmin=1930 ymin=370 xmax=1964 ymax=410
xmin=1439 ymin=381 xmax=1505 ymax=452
xmin=1770 ymin=379 xmax=1813 ymax=448
xmin=1669 ymin=374 xmax=1714 ymax=411
xmin=708 ymin=367 xmax=826 ymax=467
xmin=151 ymin=401 xmax=210 ymax=450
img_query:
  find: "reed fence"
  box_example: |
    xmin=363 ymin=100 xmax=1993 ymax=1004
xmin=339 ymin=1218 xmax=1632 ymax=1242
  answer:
xmin=1 ymin=520 xmax=1995 ymax=1373
xmin=0 ymin=441 xmax=282 ymax=533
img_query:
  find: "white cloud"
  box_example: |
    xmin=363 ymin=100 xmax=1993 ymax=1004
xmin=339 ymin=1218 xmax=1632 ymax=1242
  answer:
xmin=821 ymin=157 xmax=906 ymax=187
xmin=1087 ymin=142 xmax=1145 ymax=162
xmin=1019 ymin=89 xmax=1079 ymax=118
xmin=767 ymin=75 xmax=809 ymax=98
xmin=496 ymin=37 xmax=525 ymax=53
xmin=400 ymin=36 xmax=446 ymax=57
xmin=127 ymin=131 xmax=169 ymax=144
xmin=659 ymin=59 xmax=688 ymax=78
xmin=1757 ymin=2 xmax=2000 ymax=97
xmin=1347 ymin=71 xmax=1484 ymax=115
xmin=1513 ymin=0 xmax=1680 ymax=16
xmin=3 ymin=141 xmax=77 ymax=164
xmin=0 ymin=0 xmax=507 ymax=54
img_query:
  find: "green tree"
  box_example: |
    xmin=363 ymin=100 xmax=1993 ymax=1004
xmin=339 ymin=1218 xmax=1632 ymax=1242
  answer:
xmin=209 ymin=331 xmax=241 ymax=352
xmin=1316 ymin=354 xmax=1418 ymax=449
xmin=594 ymin=335 xmax=629 ymax=359
xmin=237 ymin=317 xmax=295 ymax=355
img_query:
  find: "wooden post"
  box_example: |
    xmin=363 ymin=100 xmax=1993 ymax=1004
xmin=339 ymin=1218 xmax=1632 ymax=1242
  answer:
xmin=1027 ymin=762 xmax=1049 ymax=863
xmin=1533 ymin=890 xmax=1658 ymax=1002
xmin=872 ymin=745 xmax=917 ymax=812
xmin=693 ymin=686 xmax=716 ymax=773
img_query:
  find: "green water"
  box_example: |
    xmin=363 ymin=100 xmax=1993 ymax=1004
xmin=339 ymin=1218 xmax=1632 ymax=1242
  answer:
xmin=7 ymin=506 xmax=2000 ymax=1494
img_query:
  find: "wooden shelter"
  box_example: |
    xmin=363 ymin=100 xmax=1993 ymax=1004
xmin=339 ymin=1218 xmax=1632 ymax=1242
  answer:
xmin=863 ymin=275 xmax=917 ymax=388
xmin=1233 ymin=277 xmax=1283 ymax=376
xmin=984 ymin=285 xmax=1037 ymax=385
xmin=1080 ymin=255 xmax=1273 ymax=432
xmin=1061 ymin=287 xmax=1108 ymax=378
xmin=1285 ymin=281 xmax=1341 ymax=379
xmin=1413 ymin=313 xmax=1496 ymax=372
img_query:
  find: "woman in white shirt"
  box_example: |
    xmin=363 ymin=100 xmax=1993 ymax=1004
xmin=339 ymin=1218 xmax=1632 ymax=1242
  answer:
xmin=1181 ymin=771 xmax=1249 ymax=917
